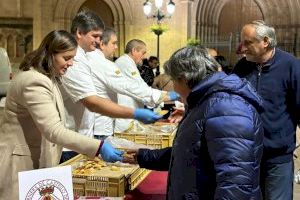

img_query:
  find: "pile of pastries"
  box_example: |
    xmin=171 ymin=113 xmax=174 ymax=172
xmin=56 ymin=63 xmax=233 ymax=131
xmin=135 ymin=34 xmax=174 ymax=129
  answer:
xmin=73 ymin=157 xmax=107 ymax=175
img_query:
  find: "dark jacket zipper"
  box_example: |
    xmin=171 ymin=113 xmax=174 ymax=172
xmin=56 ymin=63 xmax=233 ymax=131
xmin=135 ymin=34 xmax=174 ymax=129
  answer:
xmin=257 ymin=65 xmax=262 ymax=92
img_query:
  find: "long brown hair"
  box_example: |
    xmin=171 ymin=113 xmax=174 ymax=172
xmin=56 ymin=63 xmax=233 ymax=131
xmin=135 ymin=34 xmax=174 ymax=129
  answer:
xmin=19 ymin=30 xmax=77 ymax=79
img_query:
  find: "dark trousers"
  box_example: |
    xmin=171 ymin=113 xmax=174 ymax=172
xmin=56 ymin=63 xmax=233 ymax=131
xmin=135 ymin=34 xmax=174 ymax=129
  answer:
xmin=94 ymin=135 xmax=108 ymax=140
xmin=260 ymin=160 xmax=294 ymax=200
xmin=59 ymin=151 xmax=78 ymax=164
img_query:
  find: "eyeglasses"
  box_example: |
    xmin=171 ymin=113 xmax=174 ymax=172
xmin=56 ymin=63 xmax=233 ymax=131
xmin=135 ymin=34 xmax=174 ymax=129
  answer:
xmin=160 ymin=78 xmax=171 ymax=90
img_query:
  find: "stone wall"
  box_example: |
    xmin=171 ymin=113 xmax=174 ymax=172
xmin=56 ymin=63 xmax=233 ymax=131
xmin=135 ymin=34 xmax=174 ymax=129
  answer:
xmin=0 ymin=0 xmax=300 ymax=65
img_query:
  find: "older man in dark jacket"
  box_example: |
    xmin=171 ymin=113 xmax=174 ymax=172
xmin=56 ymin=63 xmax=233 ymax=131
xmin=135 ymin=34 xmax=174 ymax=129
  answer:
xmin=125 ymin=46 xmax=264 ymax=200
xmin=232 ymin=20 xmax=300 ymax=200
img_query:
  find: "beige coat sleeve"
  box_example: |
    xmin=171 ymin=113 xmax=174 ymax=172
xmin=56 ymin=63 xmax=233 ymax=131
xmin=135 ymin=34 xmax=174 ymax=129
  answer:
xmin=22 ymin=73 xmax=100 ymax=158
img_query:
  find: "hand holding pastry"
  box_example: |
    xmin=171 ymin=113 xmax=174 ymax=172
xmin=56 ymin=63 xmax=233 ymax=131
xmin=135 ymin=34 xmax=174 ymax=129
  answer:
xmin=122 ymin=149 xmax=139 ymax=164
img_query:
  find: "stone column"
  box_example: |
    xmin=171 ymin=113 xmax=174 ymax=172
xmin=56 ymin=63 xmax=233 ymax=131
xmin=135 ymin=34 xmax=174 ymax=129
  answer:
xmin=117 ymin=20 xmax=127 ymax=56
xmin=33 ymin=0 xmax=55 ymax=49
xmin=177 ymin=0 xmax=194 ymax=43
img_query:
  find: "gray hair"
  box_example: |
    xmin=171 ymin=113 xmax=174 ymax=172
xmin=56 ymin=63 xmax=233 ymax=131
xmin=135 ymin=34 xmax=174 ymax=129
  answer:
xmin=250 ymin=20 xmax=277 ymax=48
xmin=71 ymin=10 xmax=105 ymax=35
xmin=101 ymin=27 xmax=117 ymax=45
xmin=125 ymin=39 xmax=146 ymax=54
xmin=164 ymin=46 xmax=220 ymax=89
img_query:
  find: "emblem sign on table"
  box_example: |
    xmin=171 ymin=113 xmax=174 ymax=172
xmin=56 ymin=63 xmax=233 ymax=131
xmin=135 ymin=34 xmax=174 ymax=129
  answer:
xmin=18 ymin=166 xmax=74 ymax=200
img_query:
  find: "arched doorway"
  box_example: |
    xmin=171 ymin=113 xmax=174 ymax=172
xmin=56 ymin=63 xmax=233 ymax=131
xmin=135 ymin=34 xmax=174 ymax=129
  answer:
xmin=24 ymin=35 xmax=33 ymax=54
xmin=218 ymin=0 xmax=263 ymax=61
xmin=7 ymin=35 xmax=14 ymax=58
xmin=194 ymin=0 xmax=264 ymax=63
xmin=0 ymin=34 xmax=4 ymax=48
xmin=53 ymin=0 xmax=132 ymax=56
xmin=79 ymin=0 xmax=114 ymax=28
xmin=218 ymin=0 xmax=263 ymax=41
xmin=16 ymin=35 xmax=25 ymax=58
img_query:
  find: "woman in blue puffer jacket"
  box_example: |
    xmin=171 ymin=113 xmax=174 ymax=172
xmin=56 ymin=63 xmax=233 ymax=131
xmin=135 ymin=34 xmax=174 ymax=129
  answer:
xmin=125 ymin=46 xmax=264 ymax=200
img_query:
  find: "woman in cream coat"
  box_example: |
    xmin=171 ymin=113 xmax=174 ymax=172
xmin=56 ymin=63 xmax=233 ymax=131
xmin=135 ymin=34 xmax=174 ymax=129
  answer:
xmin=0 ymin=30 xmax=123 ymax=199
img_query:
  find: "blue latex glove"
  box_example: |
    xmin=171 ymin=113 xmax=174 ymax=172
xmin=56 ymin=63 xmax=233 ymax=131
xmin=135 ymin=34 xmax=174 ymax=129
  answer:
xmin=168 ymin=91 xmax=180 ymax=101
xmin=133 ymin=108 xmax=162 ymax=124
xmin=100 ymin=141 xmax=123 ymax=162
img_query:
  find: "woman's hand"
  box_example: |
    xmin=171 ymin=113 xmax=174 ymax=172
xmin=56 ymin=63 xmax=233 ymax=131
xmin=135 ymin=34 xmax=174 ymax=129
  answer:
xmin=100 ymin=141 xmax=123 ymax=162
xmin=122 ymin=149 xmax=139 ymax=164
xmin=168 ymin=107 xmax=185 ymax=123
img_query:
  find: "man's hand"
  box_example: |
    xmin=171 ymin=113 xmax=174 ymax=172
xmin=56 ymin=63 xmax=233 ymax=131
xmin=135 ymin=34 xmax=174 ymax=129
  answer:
xmin=167 ymin=91 xmax=180 ymax=101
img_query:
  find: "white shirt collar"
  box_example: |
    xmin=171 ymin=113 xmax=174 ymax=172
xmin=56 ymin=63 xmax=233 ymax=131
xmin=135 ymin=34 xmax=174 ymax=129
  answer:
xmin=124 ymin=54 xmax=136 ymax=66
xmin=96 ymin=49 xmax=105 ymax=58
xmin=74 ymin=46 xmax=88 ymax=61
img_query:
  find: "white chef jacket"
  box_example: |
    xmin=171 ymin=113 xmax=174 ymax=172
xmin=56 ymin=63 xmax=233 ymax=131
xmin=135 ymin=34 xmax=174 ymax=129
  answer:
xmin=87 ymin=50 xmax=163 ymax=135
xmin=61 ymin=46 xmax=96 ymax=138
xmin=86 ymin=50 xmax=116 ymax=136
xmin=114 ymin=54 xmax=162 ymax=132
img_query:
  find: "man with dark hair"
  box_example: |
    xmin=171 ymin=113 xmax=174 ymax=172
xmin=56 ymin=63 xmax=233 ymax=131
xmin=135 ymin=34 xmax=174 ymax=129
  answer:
xmin=70 ymin=10 xmax=104 ymax=35
xmin=60 ymin=11 xmax=162 ymax=162
xmin=232 ymin=20 xmax=300 ymax=200
xmin=139 ymin=56 xmax=159 ymax=86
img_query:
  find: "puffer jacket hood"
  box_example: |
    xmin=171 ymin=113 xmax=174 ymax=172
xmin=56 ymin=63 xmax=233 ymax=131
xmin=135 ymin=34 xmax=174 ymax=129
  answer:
xmin=187 ymin=71 xmax=264 ymax=113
